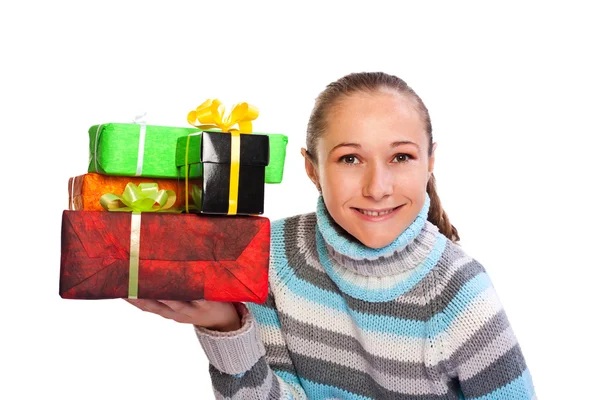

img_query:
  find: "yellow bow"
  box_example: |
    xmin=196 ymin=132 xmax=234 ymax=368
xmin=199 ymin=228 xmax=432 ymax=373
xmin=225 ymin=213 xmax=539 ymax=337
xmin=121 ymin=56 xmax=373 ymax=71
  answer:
xmin=187 ymin=99 xmax=258 ymax=134
xmin=185 ymin=99 xmax=259 ymax=215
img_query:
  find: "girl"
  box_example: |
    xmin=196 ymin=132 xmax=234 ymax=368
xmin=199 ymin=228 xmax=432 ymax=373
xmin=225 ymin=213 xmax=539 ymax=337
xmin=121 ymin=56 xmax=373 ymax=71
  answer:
xmin=126 ymin=72 xmax=537 ymax=399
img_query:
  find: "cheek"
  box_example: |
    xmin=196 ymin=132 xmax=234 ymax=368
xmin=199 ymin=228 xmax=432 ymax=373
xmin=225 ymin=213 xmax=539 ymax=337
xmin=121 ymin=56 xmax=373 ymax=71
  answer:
xmin=394 ymin=165 xmax=429 ymax=188
xmin=322 ymin=167 xmax=359 ymax=189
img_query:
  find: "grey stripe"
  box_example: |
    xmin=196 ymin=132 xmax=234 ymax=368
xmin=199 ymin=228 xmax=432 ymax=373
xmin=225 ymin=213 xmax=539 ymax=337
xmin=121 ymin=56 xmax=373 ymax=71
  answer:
xmin=326 ymin=221 xmax=439 ymax=275
xmin=261 ymin=290 xmax=277 ymax=310
xmin=459 ymin=344 xmax=528 ymax=398
xmin=263 ymin=343 xmax=295 ymax=372
xmin=279 ymin=313 xmax=441 ymax=380
xmin=410 ymin=238 xmax=472 ymax=298
xmin=268 ymin=360 xmax=296 ymax=376
xmin=290 ymin=352 xmax=462 ymax=400
xmin=446 ymin=309 xmax=511 ymax=372
xmin=210 ymin=356 xmax=271 ymax=398
xmin=282 ymin=214 xmax=305 ymax=267
xmin=267 ymin=371 xmax=281 ymax=400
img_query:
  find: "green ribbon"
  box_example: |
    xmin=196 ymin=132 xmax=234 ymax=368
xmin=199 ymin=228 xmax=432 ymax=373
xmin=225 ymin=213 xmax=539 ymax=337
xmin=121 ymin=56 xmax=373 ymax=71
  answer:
xmin=100 ymin=183 xmax=180 ymax=298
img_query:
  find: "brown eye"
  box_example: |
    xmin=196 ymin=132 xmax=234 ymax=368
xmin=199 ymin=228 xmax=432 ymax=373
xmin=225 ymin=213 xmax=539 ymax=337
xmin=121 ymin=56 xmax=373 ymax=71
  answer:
xmin=393 ymin=154 xmax=411 ymax=163
xmin=340 ymin=155 xmax=359 ymax=164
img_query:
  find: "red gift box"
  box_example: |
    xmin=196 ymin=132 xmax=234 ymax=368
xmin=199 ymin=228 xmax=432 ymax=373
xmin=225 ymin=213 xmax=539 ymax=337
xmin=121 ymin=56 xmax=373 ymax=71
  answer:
xmin=59 ymin=211 xmax=269 ymax=303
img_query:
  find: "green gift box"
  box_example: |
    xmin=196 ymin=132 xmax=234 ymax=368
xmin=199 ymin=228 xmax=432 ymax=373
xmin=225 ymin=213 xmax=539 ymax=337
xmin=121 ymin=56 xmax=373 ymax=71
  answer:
xmin=89 ymin=123 xmax=200 ymax=178
xmin=175 ymin=130 xmax=288 ymax=184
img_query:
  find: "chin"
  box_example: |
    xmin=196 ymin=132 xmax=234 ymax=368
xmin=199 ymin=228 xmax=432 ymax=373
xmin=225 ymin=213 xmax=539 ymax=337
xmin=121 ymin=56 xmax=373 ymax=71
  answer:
xmin=355 ymin=232 xmax=397 ymax=249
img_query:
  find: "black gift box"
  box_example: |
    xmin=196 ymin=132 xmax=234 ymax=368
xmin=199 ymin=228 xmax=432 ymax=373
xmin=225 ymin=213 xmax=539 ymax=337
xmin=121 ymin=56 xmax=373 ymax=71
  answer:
xmin=201 ymin=131 xmax=269 ymax=215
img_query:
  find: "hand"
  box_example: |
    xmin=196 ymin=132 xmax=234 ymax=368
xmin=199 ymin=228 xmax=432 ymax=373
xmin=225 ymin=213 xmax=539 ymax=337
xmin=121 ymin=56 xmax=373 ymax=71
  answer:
xmin=124 ymin=299 xmax=242 ymax=332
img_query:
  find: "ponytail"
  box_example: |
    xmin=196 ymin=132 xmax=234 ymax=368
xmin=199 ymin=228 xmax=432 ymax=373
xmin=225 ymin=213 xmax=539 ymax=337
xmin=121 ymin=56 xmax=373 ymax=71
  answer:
xmin=427 ymin=174 xmax=460 ymax=243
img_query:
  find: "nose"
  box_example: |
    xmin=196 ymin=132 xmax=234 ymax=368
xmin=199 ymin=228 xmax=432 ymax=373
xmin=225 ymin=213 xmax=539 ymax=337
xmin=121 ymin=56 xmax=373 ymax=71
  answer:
xmin=362 ymin=162 xmax=393 ymax=201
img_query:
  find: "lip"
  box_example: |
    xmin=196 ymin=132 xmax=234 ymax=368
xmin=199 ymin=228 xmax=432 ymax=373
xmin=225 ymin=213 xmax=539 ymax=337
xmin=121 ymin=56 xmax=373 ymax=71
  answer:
xmin=351 ymin=205 xmax=404 ymax=222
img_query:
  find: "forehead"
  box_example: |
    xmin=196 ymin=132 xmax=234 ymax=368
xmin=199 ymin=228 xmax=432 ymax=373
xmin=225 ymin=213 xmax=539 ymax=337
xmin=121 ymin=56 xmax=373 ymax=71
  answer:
xmin=323 ymin=90 xmax=426 ymax=150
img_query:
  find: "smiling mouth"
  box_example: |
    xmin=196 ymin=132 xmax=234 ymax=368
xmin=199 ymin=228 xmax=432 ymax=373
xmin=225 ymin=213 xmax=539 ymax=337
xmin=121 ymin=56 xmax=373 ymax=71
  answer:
xmin=353 ymin=206 xmax=402 ymax=217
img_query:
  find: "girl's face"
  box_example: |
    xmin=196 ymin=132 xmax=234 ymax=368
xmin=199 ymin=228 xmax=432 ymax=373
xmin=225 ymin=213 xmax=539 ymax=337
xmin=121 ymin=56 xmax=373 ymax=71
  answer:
xmin=304 ymin=90 xmax=436 ymax=249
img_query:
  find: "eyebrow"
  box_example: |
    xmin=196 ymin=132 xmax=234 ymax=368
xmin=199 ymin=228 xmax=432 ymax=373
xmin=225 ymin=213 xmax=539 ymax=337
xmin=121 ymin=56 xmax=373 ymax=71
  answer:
xmin=328 ymin=140 xmax=420 ymax=156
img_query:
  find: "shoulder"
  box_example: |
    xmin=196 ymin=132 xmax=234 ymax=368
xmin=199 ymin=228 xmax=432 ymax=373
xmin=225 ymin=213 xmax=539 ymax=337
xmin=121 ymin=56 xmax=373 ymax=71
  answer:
xmin=431 ymin=235 xmax=498 ymax=310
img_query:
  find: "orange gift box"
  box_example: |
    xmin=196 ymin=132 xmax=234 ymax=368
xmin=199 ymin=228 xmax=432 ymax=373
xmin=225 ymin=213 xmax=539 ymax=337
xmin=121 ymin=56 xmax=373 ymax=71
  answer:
xmin=68 ymin=173 xmax=194 ymax=211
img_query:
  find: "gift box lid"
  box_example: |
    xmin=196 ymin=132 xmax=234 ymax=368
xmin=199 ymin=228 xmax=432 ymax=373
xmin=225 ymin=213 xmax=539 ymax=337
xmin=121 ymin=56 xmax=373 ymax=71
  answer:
xmin=202 ymin=131 xmax=269 ymax=166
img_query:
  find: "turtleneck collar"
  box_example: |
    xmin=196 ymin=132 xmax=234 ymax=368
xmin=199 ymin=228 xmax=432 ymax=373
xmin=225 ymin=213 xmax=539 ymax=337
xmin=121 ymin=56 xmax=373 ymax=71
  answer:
xmin=315 ymin=193 xmax=441 ymax=278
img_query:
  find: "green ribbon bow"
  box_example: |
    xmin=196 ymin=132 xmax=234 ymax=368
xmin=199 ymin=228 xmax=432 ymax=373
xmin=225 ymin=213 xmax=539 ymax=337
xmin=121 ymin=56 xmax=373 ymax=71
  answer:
xmin=100 ymin=182 xmax=178 ymax=212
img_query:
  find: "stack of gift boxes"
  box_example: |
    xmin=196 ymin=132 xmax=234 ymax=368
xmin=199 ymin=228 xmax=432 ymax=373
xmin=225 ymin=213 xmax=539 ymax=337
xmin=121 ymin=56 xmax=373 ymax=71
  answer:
xmin=60 ymin=100 xmax=288 ymax=304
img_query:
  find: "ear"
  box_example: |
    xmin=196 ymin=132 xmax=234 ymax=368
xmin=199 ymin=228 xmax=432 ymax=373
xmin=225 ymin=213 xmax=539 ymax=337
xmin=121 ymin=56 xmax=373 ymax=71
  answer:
xmin=428 ymin=142 xmax=437 ymax=179
xmin=301 ymin=148 xmax=320 ymax=189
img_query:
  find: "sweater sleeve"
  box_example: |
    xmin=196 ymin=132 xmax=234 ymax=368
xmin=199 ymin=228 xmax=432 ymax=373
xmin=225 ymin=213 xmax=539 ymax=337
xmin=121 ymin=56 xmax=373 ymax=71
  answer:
xmin=436 ymin=258 xmax=537 ymax=399
xmin=194 ymin=290 xmax=308 ymax=399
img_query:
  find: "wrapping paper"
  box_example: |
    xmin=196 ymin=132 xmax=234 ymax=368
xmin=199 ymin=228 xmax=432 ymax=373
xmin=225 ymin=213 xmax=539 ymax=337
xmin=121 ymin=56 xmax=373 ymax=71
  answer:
xmin=68 ymin=173 xmax=195 ymax=211
xmin=59 ymin=211 xmax=270 ymax=302
xmin=88 ymin=123 xmax=200 ymax=178
xmin=175 ymin=131 xmax=288 ymax=183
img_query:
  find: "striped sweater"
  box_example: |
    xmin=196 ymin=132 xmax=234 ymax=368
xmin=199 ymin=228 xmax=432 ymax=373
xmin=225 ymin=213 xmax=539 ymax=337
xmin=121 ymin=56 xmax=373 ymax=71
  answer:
xmin=195 ymin=195 xmax=536 ymax=399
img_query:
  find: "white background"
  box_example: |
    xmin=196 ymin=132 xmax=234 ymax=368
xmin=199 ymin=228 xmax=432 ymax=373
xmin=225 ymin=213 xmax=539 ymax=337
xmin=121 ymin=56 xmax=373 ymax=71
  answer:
xmin=1 ymin=1 xmax=598 ymax=398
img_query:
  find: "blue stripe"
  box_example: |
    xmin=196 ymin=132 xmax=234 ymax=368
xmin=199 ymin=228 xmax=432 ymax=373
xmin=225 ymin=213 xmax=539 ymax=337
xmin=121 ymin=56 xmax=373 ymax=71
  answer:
xmin=274 ymin=371 xmax=309 ymax=398
xmin=299 ymin=377 xmax=375 ymax=400
xmin=470 ymin=369 xmax=535 ymax=400
xmin=317 ymin=230 xmax=447 ymax=302
xmin=443 ymin=273 xmax=494 ymax=322
xmin=247 ymin=303 xmax=281 ymax=328
xmin=275 ymin=257 xmax=493 ymax=337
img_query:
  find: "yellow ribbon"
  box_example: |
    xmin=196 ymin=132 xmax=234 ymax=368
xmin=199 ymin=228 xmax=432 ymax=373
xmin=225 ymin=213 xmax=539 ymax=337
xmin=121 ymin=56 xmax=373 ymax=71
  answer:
xmin=99 ymin=183 xmax=179 ymax=298
xmin=186 ymin=99 xmax=258 ymax=214
xmin=187 ymin=99 xmax=258 ymax=134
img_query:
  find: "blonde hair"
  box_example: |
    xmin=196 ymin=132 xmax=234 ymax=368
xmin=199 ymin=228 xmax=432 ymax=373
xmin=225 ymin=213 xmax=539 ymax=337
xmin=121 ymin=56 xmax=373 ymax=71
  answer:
xmin=305 ymin=71 xmax=460 ymax=243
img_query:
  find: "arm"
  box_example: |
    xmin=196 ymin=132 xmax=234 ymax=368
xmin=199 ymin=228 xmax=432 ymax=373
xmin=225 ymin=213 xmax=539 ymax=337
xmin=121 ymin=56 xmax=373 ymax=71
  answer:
xmin=436 ymin=260 xmax=536 ymax=399
xmin=195 ymin=288 xmax=308 ymax=400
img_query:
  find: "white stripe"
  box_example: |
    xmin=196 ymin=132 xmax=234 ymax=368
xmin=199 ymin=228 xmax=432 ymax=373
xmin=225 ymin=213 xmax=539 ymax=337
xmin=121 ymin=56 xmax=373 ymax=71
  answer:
xmin=443 ymin=286 xmax=503 ymax=355
xmin=256 ymin=324 xmax=287 ymax=348
xmin=93 ymin=124 xmax=103 ymax=172
xmin=135 ymin=122 xmax=146 ymax=176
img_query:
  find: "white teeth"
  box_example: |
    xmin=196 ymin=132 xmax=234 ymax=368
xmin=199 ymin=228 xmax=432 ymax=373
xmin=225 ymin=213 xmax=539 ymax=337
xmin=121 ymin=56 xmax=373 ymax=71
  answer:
xmin=358 ymin=208 xmax=393 ymax=217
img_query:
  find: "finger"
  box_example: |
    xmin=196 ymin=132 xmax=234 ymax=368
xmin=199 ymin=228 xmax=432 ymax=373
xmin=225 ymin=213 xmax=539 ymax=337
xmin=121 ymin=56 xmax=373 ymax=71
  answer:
xmin=159 ymin=300 xmax=203 ymax=318
xmin=127 ymin=299 xmax=191 ymax=323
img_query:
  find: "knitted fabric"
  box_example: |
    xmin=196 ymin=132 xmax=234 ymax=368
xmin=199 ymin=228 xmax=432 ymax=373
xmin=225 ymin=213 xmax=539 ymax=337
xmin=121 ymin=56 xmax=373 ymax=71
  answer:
xmin=195 ymin=197 xmax=537 ymax=399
